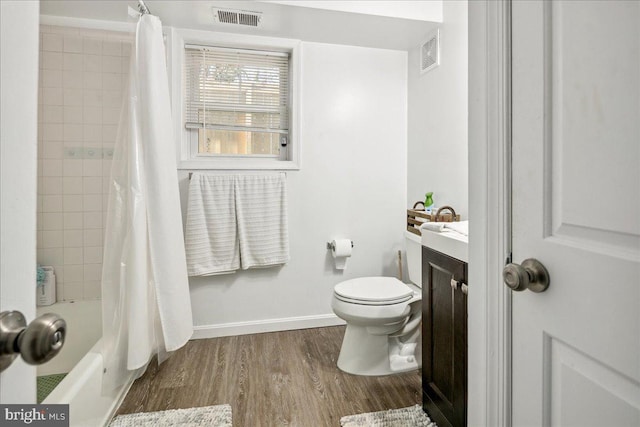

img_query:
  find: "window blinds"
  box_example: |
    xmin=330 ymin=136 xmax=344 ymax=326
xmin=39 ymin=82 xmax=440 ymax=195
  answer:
xmin=184 ymin=44 xmax=290 ymax=136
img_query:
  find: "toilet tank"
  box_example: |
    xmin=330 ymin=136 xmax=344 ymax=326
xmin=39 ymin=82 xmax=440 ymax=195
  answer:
xmin=405 ymin=231 xmax=422 ymax=287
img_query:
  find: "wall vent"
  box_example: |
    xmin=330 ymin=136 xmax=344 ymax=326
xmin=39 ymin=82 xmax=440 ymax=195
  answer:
xmin=420 ymin=29 xmax=440 ymax=74
xmin=213 ymin=8 xmax=262 ymax=27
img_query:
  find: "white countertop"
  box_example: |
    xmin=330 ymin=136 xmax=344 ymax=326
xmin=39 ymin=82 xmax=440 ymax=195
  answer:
xmin=421 ymin=226 xmax=469 ymax=262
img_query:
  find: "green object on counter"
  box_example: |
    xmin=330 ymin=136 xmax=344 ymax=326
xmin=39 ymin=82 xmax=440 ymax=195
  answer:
xmin=424 ymin=192 xmax=434 ymax=208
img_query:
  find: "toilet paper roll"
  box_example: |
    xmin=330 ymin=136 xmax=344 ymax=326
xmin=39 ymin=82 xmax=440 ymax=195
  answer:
xmin=331 ymin=239 xmax=353 ymax=258
xmin=331 ymin=239 xmax=352 ymax=270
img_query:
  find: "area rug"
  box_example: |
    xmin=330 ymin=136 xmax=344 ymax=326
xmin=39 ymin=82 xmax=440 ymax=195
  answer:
xmin=340 ymin=404 xmax=437 ymax=427
xmin=109 ymin=404 xmax=232 ymax=427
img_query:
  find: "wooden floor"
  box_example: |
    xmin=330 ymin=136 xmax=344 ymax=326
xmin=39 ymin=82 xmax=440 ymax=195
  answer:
xmin=116 ymin=326 xmax=422 ymax=426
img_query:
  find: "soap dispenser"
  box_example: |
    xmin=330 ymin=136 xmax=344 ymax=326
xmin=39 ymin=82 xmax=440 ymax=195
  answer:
xmin=424 ymin=192 xmax=435 ymax=213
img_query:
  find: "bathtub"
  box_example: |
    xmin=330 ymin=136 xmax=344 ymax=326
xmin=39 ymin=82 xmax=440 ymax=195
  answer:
xmin=37 ymin=300 xmax=102 ymax=376
xmin=39 ymin=300 xmax=135 ymax=426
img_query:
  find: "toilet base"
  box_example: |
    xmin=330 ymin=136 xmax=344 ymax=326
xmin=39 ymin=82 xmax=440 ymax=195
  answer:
xmin=337 ymin=324 xmax=421 ymax=376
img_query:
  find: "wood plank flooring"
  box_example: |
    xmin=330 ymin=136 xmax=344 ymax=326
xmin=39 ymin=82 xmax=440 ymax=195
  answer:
xmin=116 ymin=326 xmax=422 ymax=426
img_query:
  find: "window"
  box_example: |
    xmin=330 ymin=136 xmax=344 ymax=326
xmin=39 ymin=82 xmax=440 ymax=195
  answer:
xmin=183 ymin=44 xmax=293 ymax=165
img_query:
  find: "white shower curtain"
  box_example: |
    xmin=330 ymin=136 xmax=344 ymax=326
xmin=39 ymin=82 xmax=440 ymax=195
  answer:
xmin=101 ymin=14 xmax=193 ymax=391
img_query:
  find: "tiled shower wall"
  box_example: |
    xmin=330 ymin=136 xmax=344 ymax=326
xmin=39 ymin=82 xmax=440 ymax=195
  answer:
xmin=37 ymin=25 xmax=132 ymax=302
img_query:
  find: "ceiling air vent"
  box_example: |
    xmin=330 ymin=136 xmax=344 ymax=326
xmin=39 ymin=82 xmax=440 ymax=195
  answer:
xmin=420 ymin=29 xmax=440 ymax=74
xmin=213 ymin=8 xmax=262 ymax=27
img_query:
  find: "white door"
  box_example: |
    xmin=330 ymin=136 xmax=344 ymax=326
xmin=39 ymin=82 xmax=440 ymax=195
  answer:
xmin=0 ymin=0 xmax=40 ymax=403
xmin=511 ymin=1 xmax=640 ymax=426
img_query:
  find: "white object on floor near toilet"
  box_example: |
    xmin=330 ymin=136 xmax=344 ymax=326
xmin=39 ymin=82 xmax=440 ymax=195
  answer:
xmin=331 ymin=231 xmax=423 ymax=376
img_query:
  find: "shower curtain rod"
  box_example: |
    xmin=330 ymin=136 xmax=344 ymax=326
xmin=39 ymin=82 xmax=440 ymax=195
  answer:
xmin=138 ymin=0 xmax=151 ymax=15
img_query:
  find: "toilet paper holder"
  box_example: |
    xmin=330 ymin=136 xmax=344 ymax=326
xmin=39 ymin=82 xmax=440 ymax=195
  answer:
xmin=327 ymin=241 xmax=354 ymax=250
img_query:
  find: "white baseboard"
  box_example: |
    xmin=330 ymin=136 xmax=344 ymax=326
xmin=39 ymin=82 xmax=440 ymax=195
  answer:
xmin=191 ymin=313 xmax=346 ymax=340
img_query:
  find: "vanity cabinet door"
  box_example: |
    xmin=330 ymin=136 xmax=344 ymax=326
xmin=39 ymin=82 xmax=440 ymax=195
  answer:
xmin=422 ymin=246 xmax=467 ymax=427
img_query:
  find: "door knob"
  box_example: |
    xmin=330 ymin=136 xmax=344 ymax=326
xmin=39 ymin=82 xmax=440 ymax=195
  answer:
xmin=503 ymin=258 xmax=550 ymax=292
xmin=0 ymin=311 xmax=66 ymax=372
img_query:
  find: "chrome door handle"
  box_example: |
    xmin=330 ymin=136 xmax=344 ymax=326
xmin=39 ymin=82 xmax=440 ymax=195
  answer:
xmin=503 ymin=258 xmax=550 ymax=293
xmin=0 ymin=311 xmax=66 ymax=372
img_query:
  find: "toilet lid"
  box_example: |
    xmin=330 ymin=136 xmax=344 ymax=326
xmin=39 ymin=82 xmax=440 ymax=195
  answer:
xmin=334 ymin=277 xmax=414 ymax=305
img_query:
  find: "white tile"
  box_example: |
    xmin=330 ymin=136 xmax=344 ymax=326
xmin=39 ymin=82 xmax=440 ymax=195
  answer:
xmin=37 ymin=231 xmax=43 ymax=248
xmin=63 ymin=212 xmax=83 ymax=230
xmin=102 ymin=160 xmax=112 ymax=175
xmin=102 ymin=91 xmax=122 ymax=108
xmin=122 ymin=42 xmax=132 ymax=57
xmin=62 ymin=177 xmax=83 ymax=194
xmin=42 ymin=212 xmax=63 ymax=230
xmin=40 ymin=248 xmax=64 ymax=266
xmin=43 ymin=106 xmax=63 ymax=123
xmin=102 ymin=125 xmax=118 ymax=143
xmin=102 ymin=73 xmax=121 ymax=91
xmin=63 ymin=89 xmax=83 ymax=106
xmin=83 ymin=90 xmax=102 ymax=107
xmin=82 ymin=159 xmax=103 ymax=178
xmin=83 ymin=106 xmax=102 ymax=124
xmin=63 ymin=195 xmax=83 ymax=212
xmin=42 ymin=159 xmax=62 ymax=177
xmin=84 ymin=246 xmax=103 ymax=264
xmin=83 ymin=264 xmax=102 ymax=281
xmin=63 ymin=283 xmax=83 ymax=301
xmin=42 ymin=69 xmax=63 ymax=88
xmin=43 ymin=123 xmax=63 ymax=141
xmin=63 ymin=230 xmax=83 ymax=247
xmin=42 ymin=88 xmax=63 ymax=106
xmin=43 ymin=34 xmax=63 ymax=52
xmin=83 ymin=38 xmax=102 ymax=55
xmin=42 ymin=230 xmax=63 ymax=248
xmin=83 ymin=72 xmax=102 ymax=90
xmin=42 ymin=52 xmax=63 ymax=70
xmin=83 ymin=54 xmax=102 ymax=72
xmin=82 ymin=194 xmax=102 ymax=211
xmin=82 ymin=177 xmax=102 ymax=194
xmin=83 ymin=212 xmax=102 ymax=229
xmin=63 ymin=53 xmax=83 ymax=71
xmin=83 ymin=124 xmax=102 ymax=142
xmin=43 ymin=141 xmax=63 ymax=159
xmin=63 ymin=265 xmax=83 ymax=282
xmin=102 ymin=56 xmax=122 ymax=74
xmin=83 ymin=229 xmax=102 ymax=247
xmin=42 ymin=177 xmax=63 ymax=194
xmin=63 ymin=247 xmax=83 ymax=265
xmin=63 ymin=106 xmax=83 ymax=124
xmin=83 ymin=281 xmax=101 ymax=299
xmin=42 ymin=195 xmax=63 ymax=212
xmin=121 ymin=57 xmax=130 ymax=74
xmin=103 ymin=107 xmax=121 ymax=125
xmin=63 ymin=70 xmax=83 ymax=89
xmin=63 ymin=124 xmax=83 ymax=141
xmin=63 ymin=36 xmax=83 ymax=53
xmin=63 ymin=159 xmax=83 ymax=176
xmin=102 ymin=41 xmax=121 ymax=56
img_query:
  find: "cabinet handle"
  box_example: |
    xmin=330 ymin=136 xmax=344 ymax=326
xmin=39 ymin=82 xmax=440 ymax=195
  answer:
xmin=461 ymin=284 xmax=468 ymax=295
xmin=450 ymin=277 xmax=459 ymax=289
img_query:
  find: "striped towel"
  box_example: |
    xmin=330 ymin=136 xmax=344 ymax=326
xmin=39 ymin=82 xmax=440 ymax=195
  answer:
xmin=235 ymin=173 xmax=290 ymax=269
xmin=185 ymin=174 xmax=240 ymax=276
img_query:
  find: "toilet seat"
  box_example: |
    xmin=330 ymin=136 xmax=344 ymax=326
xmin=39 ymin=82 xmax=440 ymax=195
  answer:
xmin=334 ymin=277 xmax=414 ymax=306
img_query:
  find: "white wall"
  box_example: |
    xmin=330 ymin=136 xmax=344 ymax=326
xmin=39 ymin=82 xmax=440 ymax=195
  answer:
xmin=181 ymin=42 xmax=408 ymax=334
xmin=407 ymin=1 xmax=468 ymax=218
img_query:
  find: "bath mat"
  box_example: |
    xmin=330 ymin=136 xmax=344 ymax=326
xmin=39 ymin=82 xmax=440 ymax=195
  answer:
xmin=37 ymin=373 xmax=67 ymax=403
xmin=340 ymin=404 xmax=437 ymax=427
xmin=109 ymin=404 xmax=232 ymax=427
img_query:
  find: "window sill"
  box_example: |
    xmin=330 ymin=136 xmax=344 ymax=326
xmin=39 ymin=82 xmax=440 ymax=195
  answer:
xmin=177 ymin=159 xmax=300 ymax=171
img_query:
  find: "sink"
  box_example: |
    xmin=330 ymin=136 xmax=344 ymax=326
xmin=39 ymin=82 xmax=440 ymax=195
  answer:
xmin=420 ymin=224 xmax=468 ymax=262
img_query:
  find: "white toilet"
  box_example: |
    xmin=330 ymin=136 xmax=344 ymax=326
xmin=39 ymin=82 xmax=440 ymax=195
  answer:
xmin=331 ymin=231 xmax=422 ymax=376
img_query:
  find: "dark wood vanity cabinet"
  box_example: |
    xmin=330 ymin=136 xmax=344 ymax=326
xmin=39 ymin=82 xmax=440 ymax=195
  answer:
xmin=422 ymin=246 xmax=467 ymax=427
